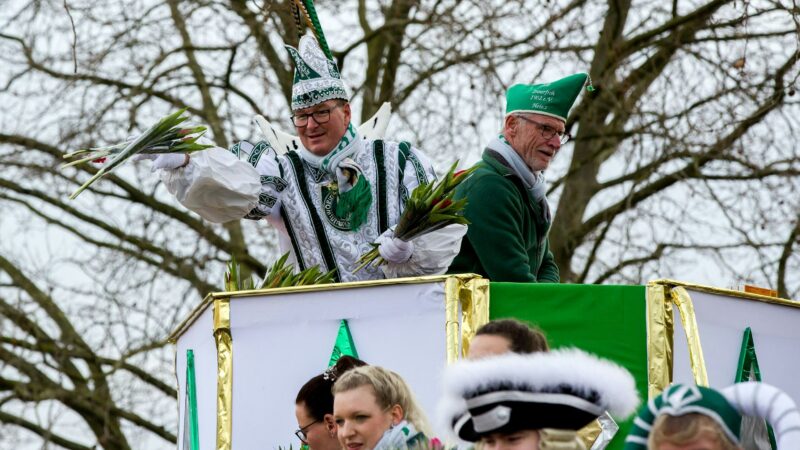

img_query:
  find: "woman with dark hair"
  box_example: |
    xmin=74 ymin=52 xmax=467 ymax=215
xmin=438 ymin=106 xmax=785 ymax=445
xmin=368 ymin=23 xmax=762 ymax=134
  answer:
xmin=469 ymin=318 xmax=549 ymax=359
xmin=295 ymin=356 xmax=367 ymax=450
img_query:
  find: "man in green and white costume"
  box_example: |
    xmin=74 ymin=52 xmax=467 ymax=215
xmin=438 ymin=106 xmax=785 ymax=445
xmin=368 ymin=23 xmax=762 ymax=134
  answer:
xmin=449 ymin=73 xmax=589 ymax=282
xmin=149 ymin=35 xmax=465 ymax=282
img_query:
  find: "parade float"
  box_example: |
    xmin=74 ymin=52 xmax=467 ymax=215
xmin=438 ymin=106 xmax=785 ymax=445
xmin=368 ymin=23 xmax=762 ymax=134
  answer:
xmin=169 ymin=276 xmax=799 ymax=450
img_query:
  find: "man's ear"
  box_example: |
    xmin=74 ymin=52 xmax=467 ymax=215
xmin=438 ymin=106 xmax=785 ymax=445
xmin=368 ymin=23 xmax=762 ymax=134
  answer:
xmin=324 ymin=413 xmax=336 ymax=435
xmin=503 ymin=115 xmax=517 ymax=140
xmin=342 ymin=102 xmax=352 ymax=124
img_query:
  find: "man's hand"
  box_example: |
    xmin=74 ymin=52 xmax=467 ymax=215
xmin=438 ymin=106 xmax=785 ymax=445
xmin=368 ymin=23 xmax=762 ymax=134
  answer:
xmin=376 ymin=229 xmax=414 ymax=264
xmin=135 ymin=153 xmax=190 ymax=171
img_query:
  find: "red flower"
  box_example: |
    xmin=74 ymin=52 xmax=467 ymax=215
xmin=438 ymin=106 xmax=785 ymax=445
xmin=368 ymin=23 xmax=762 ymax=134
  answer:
xmin=435 ymin=199 xmax=452 ymax=209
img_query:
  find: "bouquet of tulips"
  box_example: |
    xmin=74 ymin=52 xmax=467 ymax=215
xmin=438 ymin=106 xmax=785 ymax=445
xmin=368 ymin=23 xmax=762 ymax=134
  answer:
xmin=260 ymin=253 xmax=337 ymax=289
xmin=224 ymin=253 xmax=336 ymax=292
xmin=355 ymin=162 xmax=476 ymax=271
xmin=63 ymin=108 xmax=212 ymax=199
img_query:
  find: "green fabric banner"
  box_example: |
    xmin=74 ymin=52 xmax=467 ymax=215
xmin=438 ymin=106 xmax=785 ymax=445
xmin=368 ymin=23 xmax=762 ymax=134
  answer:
xmin=490 ymin=283 xmax=648 ymax=450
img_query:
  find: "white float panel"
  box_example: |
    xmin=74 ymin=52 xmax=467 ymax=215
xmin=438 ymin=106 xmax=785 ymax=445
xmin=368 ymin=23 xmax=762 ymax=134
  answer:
xmin=175 ymin=306 xmax=217 ymax=450
xmin=672 ymin=289 xmax=800 ymax=403
xmin=227 ymin=280 xmax=448 ymax=448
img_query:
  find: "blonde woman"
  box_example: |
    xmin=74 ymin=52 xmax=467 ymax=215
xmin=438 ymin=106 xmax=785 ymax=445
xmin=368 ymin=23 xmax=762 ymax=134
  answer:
xmin=332 ymin=365 xmax=435 ymax=450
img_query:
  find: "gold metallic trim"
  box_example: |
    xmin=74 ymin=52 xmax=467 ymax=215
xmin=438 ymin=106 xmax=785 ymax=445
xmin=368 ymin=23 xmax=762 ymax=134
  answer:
xmin=577 ymin=420 xmax=602 ymax=449
xmin=650 ymin=279 xmax=798 ymax=307
xmin=669 ymin=286 xmax=709 ymax=387
xmin=213 ymin=297 xmax=231 ymax=331
xmin=645 ymin=283 xmax=673 ymax=398
xmin=444 ymin=275 xmax=489 ymax=362
xmin=213 ymin=298 xmax=233 ymax=450
xmin=169 ymin=274 xmax=481 ymax=341
xmin=169 ymin=294 xmax=216 ymax=343
xmin=445 ymin=278 xmax=462 ymax=364
xmin=460 ymin=277 xmax=490 ymax=359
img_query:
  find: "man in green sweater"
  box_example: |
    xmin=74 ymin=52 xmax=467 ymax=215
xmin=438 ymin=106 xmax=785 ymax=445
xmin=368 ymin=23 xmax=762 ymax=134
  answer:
xmin=448 ymin=73 xmax=590 ymax=282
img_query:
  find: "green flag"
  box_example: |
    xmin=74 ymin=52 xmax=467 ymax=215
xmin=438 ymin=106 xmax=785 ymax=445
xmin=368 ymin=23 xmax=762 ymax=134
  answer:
xmin=735 ymin=327 xmax=776 ymax=449
xmin=328 ymin=319 xmax=359 ymax=367
xmin=183 ymin=349 xmax=200 ymax=450
xmin=490 ymin=283 xmax=648 ymax=450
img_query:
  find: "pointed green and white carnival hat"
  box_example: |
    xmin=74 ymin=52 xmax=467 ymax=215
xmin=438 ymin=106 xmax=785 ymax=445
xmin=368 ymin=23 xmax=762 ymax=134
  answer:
xmin=285 ymin=34 xmax=349 ymax=111
xmin=506 ymin=72 xmax=592 ymax=122
xmin=624 ymin=382 xmax=800 ymax=449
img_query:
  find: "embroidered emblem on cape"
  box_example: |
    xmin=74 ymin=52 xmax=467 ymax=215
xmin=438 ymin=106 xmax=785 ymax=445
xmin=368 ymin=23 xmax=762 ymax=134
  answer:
xmin=321 ymin=185 xmax=352 ymax=231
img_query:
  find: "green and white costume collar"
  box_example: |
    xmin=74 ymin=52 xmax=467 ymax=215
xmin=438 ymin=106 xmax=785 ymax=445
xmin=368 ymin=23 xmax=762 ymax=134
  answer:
xmin=624 ymin=382 xmax=800 ymax=449
xmin=285 ymin=34 xmax=348 ymax=111
xmin=296 ymin=123 xmax=372 ymax=231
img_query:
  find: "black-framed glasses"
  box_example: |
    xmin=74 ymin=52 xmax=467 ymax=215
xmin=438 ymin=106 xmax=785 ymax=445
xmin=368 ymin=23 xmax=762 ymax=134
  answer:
xmin=515 ymin=115 xmax=571 ymax=144
xmin=291 ymin=104 xmax=342 ymax=127
xmin=294 ymin=419 xmax=319 ymax=443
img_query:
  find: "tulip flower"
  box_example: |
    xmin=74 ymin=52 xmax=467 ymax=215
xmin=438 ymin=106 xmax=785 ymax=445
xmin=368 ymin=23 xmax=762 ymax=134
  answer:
xmin=63 ymin=108 xmax=212 ymax=199
xmin=355 ymin=162 xmax=476 ymax=271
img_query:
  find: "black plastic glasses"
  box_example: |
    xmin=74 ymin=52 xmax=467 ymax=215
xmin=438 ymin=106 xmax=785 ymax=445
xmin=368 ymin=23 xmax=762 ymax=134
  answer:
xmin=515 ymin=115 xmax=571 ymax=144
xmin=291 ymin=104 xmax=342 ymax=127
xmin=294 ymin=419 xmax=319 ymax=443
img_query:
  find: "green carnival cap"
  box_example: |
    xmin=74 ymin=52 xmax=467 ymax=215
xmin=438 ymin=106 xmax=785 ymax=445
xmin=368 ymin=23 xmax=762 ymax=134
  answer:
xmin=624 ymin=384 xmax=741 ymax=449
xmin=505 ymin=73 xmax=591 ymax=122
xmin=285 ymin=35 xmax=348 ymax=111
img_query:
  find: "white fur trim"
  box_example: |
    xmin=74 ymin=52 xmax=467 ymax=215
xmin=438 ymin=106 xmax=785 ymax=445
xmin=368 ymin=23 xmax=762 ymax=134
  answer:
xmin=436 ymin=392 xmax=471 ymax=444
xmin=442 ymin=348 xmax=640 ymax=419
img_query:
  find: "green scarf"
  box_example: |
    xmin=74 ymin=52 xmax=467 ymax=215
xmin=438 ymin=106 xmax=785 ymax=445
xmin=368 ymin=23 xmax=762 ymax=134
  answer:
xmin=299 ymin=123 xmax=372 ymax=231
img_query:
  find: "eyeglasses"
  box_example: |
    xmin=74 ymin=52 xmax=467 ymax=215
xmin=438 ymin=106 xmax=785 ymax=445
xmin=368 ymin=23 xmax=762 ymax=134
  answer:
xmin=514 ymin=115 xmax=571 ymax=144
xmin=291 ymin=103 xmax=342 ymax=127
xmin=294 ymin=419 xmax=319 ymax=443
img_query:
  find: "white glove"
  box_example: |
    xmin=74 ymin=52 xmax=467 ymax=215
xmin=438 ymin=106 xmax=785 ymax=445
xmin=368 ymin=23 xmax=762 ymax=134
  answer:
xmin=135 ymin=153 xmax=189 ymax=171
xmin=379 ymin=223 xmax=467 ymax=278
xmin=376 ymin=229 xmax=414 ymax=264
